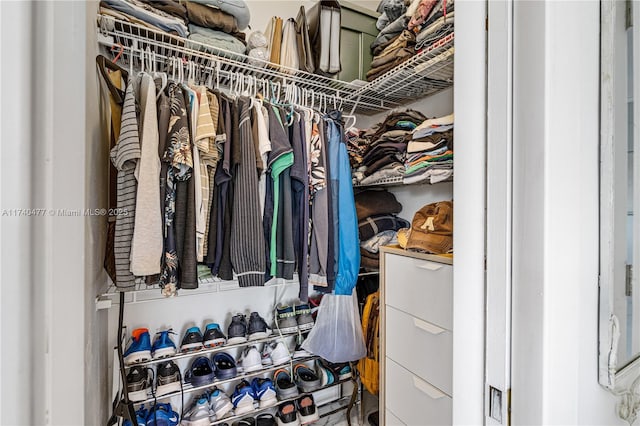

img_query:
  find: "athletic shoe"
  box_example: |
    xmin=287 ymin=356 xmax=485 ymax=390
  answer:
xmin=181 ymin=326 xmax=204 ymax=353
xmin=293 ymin=333 xmax=311 ymax=359
xmin=248 ymin=312 xmax=271 ymax=340
xmin=203 ymin=323 xmax=227 ymax=348
xmin=294 ymin=304 xmax=314 ymax=332
xmin=276 ymin=401 xmax=300 ymax=426
xmin=124 ymin=328 xmax=152 ymax=365
xmin=183 ymin=394 xmax=214 ymax=426
xmin=296 ymin=395 xmax=319 ymax=425
xmin=156 ymin=360 xmax=182 ymax=396
xmin=231 ymin=379 xmax=257 ymax=416
xmin=274 ymin=369 xmax=299 ymax=400
xmin=238 ymin=346 xmax=263 ymax=373
xmin=293 ymin=364 xmax=320 ymax=393
xmin=315 ymin=359 xmax=336 ymax=387
xmin=262 ymin=341 xmax=290 ymax=366
xmin=227 ymin=314 xmax=248 ymax=344
xmin=126 ymin=366 xmax=150 ymax=402
xmin=123 ymin=406 xmax=148 ymax=426
xmin=256 ymin=413 xmax=277 ymax=426
xmin=251 ymin=377 xmax=278 ymax=408
xmin=145 ymin=403 xmax=179 ymax=426
xmin=185 ymin=356 xmax=216 ymax=387
xmin=151 ymin=329 xmax=177 ymax=359
xmin=235 ymin=418 xmax=256 ymax=426
xmin=321 ymin=359 xmax=352 ymax=380
xmin=212 ymin=352 xmax=238 ymax=380
xmin=209 ymin=387 xmax=233 ymax=419
xmin=274 ymin=305 xmax=298 ymax=334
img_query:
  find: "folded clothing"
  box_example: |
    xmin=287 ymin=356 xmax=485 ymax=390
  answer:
xmin=185 ymin=1 xmax=238 ymax=33
xmin=355 ymin=189 xmax=402 ymax=221
xmin=376 ymin=0 xmax=407 ymax=31
xmin=413 ymin=123 xmax=454 ymax=139
xmin=358 ymin=214 xmax=410 ymax=241
xmin=371 ymin=109 xmax=427 ymax=141
xmin=371 ymin=15 xmax=408 ymax=53
xmin=102 ymin=0 xmax=189 ymax=37
xmin=403 ymin=167 xmax=452 ymax=185
xmin=138 ymin=0 xmax=187 ymax=20
xmin=360 ymin=230 xmax=398 ymax=253
xmin=407 ymin=128 xmax=453 ymax=153
xmin=189 ymin=0 xmax=251 ymax=30
xmin=188 ymin=24 xmax=247 ymax=57
xmin=408 ymin=0 xmax=438 ymax=31
xmin=358 ymin=164 xmax=404 ymax=186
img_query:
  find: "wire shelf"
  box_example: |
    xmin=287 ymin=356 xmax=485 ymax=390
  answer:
xmin=96 ymin=15 xmax=453 ymax=115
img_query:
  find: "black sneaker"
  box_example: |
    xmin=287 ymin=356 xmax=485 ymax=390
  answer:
xmin=227 ymin=314 xmax=248 ymax=344
xmin=248 ymin=312 xmax=271 ymax=340
xmin=256 ymin=413 xmax=276 ymax=426
xmin=203 ymin=323 xmax=227 ymax=348
xmin=296 ymin=394 xmax=319 ymax=424
xmin=156 ymin=360 xmax=181 ymax=397
xmin=234 ymin=417 xmax=256 ymax=426
xmin=181 ymin=326 xmax=204 ymax=353
xmin=294 ymin=304 xmax=314 ymax=332
xmin=126 ymin=366 xmax=150 ymax=402
xmin=276 ymin=401 xmax=300 ymax=426
xmin=293 ymin=333 xmax=312 ymax=359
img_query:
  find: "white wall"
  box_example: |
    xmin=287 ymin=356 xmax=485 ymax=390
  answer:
xmin=511 ymin=1 xmax=625 ymax=424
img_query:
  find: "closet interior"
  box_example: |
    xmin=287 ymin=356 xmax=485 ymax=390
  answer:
xmin=94 ymin=1 xmax=455 ymax=425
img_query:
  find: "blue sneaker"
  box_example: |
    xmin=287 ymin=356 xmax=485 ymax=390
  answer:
xmin=231 ymin=379 xmax=256 ymax=416
xmin=123 ymin=405 xmax=148 ymax=426
xmin=251 ymin=377 xmax=277 ymax=408
xmin=181 ymin=326 xmax=204 ymax=353
xmin=203 ymin=323 xmax=226 ymax=348
xmin=152 ymin=330 xmax=177 ymax=359
xmin=185 ymin=356 xmax=216 ymax=387
xmin=124 ymin=328 xmax=152 ymax=365
xmin=145 ymin=403 xmax=179 ymax=426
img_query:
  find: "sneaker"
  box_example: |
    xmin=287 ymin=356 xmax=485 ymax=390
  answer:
xmin=293 ymin=334 xmax=311 ymax=359
xmin=274 ymin=305 xmax=298 ymax=334
xmin=231 ymin=379 xmax=257 ymax=416
xmin=293 ymin=364 xmax=320 ymax=393
xmin=276 ymin=401 xmax=300 ymax=426
xmin=209 ymin=387 xmax=234 ymax=419
xmin=227 ymin=314 xmax=248 ymax=344
xmin=152 ymin=329 xmax=177 ymax=359
xmin=212 ymin=352 xmax=238 ymax=380
xmin=296 ymin=395 xmax=319 ymax=424
xmin=256 ymin=413 xmax=277 ymax=426
xmin=123 ymin=406 xmax=148 ymax=426
xmin=126 ymin=366 xmax=150 ymax=402
xmin=262 ymin=341 xmax=290 ymax=366
xmin=315 ymin=359 xmax=336 ymax=387
xmin=183 ymin=394 xmax=214 ymax=426
xmin=156 ymin=360 xmax=182 ymax=396
xmin=321 ymin=359 xmax=352 ymax=380
xmin=235 ymin=418 xmax=256 ymax=426
xmin=238 ymin=346 xmax=263 ymax=373
xmin=274 ymin=369 xmax=299 ymax=400
xmin=203 ymin=323 xmax=227 ymax=348
xmin=185 ymin=356 xmax=216 ymax=387
xmin=124 ymin=328 xmax=152 ymax=365
xmin=248 ymin=312 xmax=272 ymax=340
xmin=251 ymin=377 xmax=278 ymax=408
xmin=145 ymin=403 xmax=179 ymax=426
xmin=181 ymin=326 xmax=204 ymax=353
xmin=294 ymin=304 xmax=314 ymax=332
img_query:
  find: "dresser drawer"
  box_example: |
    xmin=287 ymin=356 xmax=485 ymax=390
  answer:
xmin=384 ymin=253 xmax=453 ymax=330
xmin=385 ymin=306 xmax=453 ymax=396
xmin=385 ymin=358 xmax=452 ymax=426
xmin=385 ymin=409 xmax=406 ymax=425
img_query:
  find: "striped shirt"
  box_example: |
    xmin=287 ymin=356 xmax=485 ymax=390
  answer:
xmin=109 ymin=79 xmax=141 ymax=289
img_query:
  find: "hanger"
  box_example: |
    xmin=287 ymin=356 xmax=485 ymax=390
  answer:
xmin=96 ymin=55 xmax=128 ymax=103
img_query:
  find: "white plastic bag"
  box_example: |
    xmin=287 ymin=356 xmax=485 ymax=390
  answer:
xmin=302 ymin=292 xmax=366 ymax=363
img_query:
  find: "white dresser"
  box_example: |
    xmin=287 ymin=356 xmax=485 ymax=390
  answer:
xmin=379 ymin=245 xmax=453 ymax=426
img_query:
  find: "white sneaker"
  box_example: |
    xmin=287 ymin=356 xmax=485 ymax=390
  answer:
xmin=183 ymin=394 xmax=214 ymax=426
xmin=209 ymin=387 xmax=233 ymax=419
xmin=238 ymin=346 xmax=263 ymax=373
xmin=270 ymin=341 xmax=292 ymax=365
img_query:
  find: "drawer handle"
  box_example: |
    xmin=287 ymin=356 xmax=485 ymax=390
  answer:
xmin=412 ymin=376 xmax=447 ymax=400
xmin=414 ymin=260 xmax=444 ymax=271
xmin=413 ymin=318 xmax=446 ymax=335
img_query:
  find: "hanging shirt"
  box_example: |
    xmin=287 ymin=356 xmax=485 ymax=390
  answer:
xmin=254 ymin=102 xmax=272 ymax=217
xmin=130 ymin=73 xmax=162 ymax=276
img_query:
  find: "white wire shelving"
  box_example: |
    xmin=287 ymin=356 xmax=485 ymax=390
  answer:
xmin=96 ymin=14 xmax=453 ymax=115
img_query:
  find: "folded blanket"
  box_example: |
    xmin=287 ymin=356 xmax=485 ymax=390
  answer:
xmin=100 ymin=4 xmax=168 ymax=33
xmin=138 ymin=0 xmax=187 ymax=20
xmin=358 ymin=214 xmax=410 ymax=241
xmin=102 ymin=0 xmax=189 ymax=37
xmin=371 ymin=15 xmax=409 ymax=53
xmin=188 ymin=24 xmax=247 ymax=57
xmin=185 ymin=1 xmax=238 ymax=33
xmin=190 ymin=0 xmax=251 ymax=31
xmin=361 ymin=230 xmax=399 ymax=253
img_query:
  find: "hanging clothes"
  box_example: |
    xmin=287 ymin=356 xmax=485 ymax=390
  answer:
xmin=309 ymin=119 xmax=330 ymax=289
xmin=290 ymin=114 xmax=310 ymax=301
xmin=230 ymin=97 xmax=267 ymax=287
xmin=110 ymin=79 xmax=141 ymax=289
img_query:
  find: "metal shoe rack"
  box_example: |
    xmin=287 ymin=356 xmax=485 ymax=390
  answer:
xmin=96 ymin=14 xmax=454 ymax=115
